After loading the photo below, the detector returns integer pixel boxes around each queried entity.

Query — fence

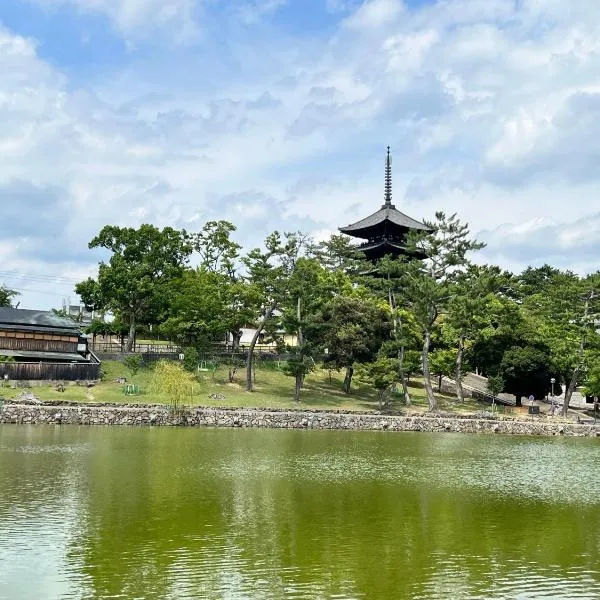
[0,361,101,381]
[92,342,181,354]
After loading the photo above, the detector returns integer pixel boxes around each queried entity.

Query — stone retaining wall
[0,402,598,438]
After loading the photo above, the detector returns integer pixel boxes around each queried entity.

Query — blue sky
[1,0,600,309]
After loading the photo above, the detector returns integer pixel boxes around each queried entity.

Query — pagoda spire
[384,146,392,206]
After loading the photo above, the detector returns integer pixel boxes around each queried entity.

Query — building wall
[0,330,79,354]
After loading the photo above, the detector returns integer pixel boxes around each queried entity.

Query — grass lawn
[0,359,486,414]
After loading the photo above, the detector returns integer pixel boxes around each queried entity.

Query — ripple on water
[1,427,600,600]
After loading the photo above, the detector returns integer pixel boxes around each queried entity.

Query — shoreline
[1,401,599,438]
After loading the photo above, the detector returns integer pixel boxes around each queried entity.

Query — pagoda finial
[384,146,392,206]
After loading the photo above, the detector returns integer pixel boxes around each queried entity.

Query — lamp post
[550,377,556,415]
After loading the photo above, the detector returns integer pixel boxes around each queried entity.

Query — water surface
[1,426,599,599]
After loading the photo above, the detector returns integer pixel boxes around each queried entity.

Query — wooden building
[0,308,100,381]
[339,147,432,262]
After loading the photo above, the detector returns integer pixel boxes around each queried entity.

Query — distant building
[339,147,432,262]
[63,302,95,326]
[0,308,100,381]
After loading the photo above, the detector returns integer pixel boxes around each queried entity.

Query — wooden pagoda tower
[339,147,431,262]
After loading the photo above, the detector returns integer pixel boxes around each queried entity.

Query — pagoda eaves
[339,146,432,262]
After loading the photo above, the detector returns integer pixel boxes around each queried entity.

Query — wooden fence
[0,361,101,381]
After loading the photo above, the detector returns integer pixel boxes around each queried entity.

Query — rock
[53,412,62,423]
[443,423,451,431]
[301,418,309,427]
[15,391,40,405]
[493,425,500,433]
[381,420,389,429]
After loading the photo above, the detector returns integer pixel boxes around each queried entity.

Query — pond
[0,426,599,599]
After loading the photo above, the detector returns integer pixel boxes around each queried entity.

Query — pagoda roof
[339,203,432,235]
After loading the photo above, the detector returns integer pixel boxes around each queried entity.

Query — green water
[0,426,599,599]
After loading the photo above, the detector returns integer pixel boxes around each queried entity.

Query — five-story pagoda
[339,147,431,262]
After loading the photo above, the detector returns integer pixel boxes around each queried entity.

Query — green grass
[0,360,487,414]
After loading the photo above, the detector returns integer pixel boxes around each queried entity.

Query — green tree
[581,359,600,398]
[429,348,456,394]
[280,256,348,400]
[378,309,422,406]
[0,285,19,307]
[241,231,310,392]
[76,224,192,352]
[446,265,506,401]
[123,354,143,377]
[309,294,391,394]
[498,346,552,405]
[192,220,241,277]
[281,349,316,402]
[402,212,484,411]
[521,270,600,416]
[357,357,399,410]
[487,374,504,412]
[149,360,196,413]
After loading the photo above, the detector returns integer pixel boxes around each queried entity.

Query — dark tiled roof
[0,348,88,362]
[339,204,431,234]
[0,308,81,332]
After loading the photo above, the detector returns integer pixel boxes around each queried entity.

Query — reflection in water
[0,426,599,599]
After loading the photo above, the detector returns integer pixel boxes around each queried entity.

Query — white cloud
[25,0,199,41]
[4,0,600,308]
[236,0,287,25]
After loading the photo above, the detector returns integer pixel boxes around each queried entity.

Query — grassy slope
[0,360,481,414]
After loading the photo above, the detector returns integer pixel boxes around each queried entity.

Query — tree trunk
[297,297,303,346]
[126,313,136,353]
[563,345,585,417]
[378,389,385,411]
[294,372,302,402]
[398,347,411,406]
[422,329,437,411]
[563,296,591,417]
[342,366,354,394]
[515,394,522,407]
[455,333,466,402]
[246,303,276,392]
[231,330,242,353]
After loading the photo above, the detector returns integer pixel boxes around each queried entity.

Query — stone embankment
[0,401,598,437]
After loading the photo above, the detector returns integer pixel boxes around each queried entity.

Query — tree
[149,360,196,413]
[280,256,347,401]
[521,270,600,416]
[309,294,391,394]
[76,225,192,352]
[487,374,504,411]
[581,359,600,398]
[498,346,552,405]
[357,357,399,410]
[241,231,310,392]
[123,354,143,377]
[429,349,456,393]
[281,350,316,402]
[0,285,19,308]
[192,220,241,278]
[401,212,484,411]
[446,265,505,401]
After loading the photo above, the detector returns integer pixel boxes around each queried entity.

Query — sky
[1,0,600,309]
